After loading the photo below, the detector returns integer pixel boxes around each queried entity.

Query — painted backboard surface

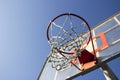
[38,12,120,80]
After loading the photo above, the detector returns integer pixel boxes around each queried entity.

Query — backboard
[38,12,120,80]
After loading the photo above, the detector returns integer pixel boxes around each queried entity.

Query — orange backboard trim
[93,32,109,52]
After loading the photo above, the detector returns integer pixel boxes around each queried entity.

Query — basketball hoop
[47,13,95,71]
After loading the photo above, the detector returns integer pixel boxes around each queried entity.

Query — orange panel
[80,61,96,70]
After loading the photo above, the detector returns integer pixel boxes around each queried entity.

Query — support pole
[100,63,118,80]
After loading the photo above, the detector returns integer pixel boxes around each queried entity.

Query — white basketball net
[47,14,90,71]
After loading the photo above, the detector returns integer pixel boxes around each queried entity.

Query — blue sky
[0,0,120,80]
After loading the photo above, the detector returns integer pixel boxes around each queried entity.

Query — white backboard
[38,12,120,80]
